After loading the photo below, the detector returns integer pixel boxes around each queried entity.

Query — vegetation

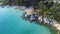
[33,0,60,23]
[34,0,60,34]
[1,0,60,34]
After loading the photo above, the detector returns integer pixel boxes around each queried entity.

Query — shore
[23,7,60,34]
[0,5,60,34]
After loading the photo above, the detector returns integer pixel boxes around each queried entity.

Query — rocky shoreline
[23,7,60,34]
[0,5,60,34]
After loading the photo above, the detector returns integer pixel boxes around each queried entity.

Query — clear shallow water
[0,7,51,34]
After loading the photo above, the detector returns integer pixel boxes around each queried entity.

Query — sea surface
[0,7,51,34]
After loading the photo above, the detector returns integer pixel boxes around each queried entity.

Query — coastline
[23,7,60,34]
[0,5,59,34]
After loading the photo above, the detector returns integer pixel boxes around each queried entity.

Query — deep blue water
[0,7,51,34]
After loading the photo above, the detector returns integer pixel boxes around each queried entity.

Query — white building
[53,0,60,3]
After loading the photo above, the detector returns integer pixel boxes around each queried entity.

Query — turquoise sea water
[0,7,51,34]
